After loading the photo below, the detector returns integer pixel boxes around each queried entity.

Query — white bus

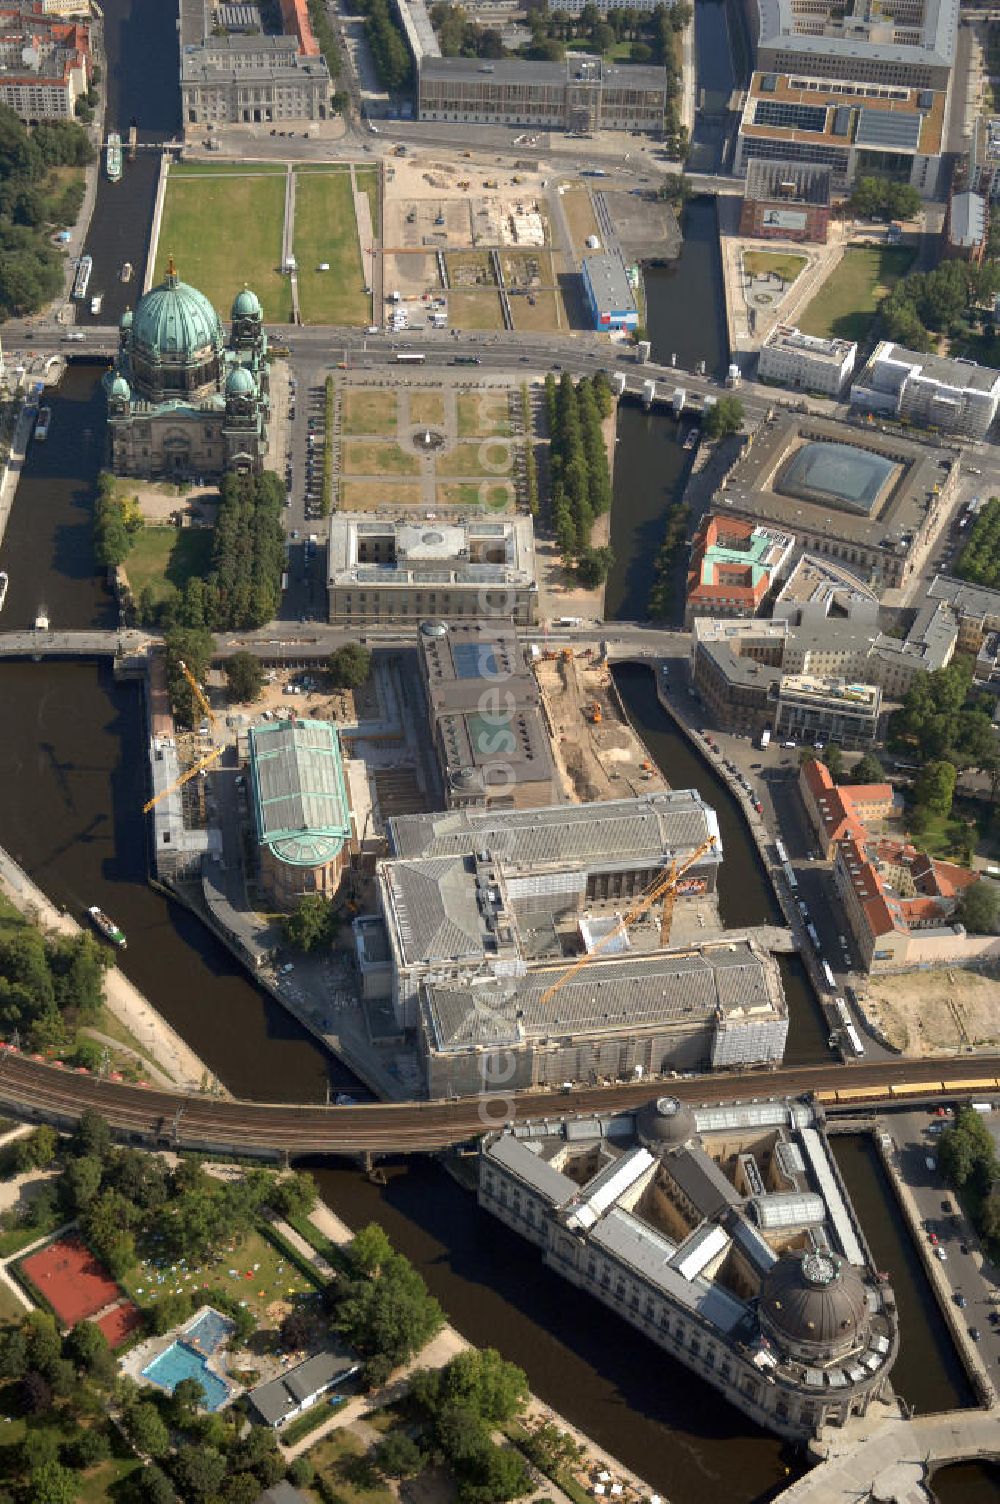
[845,1023,865,1057]
[395,352,425,364]
[782,861,798,893]
[821,960,836,990]
[759,728,771,749]
[775,839,788,866]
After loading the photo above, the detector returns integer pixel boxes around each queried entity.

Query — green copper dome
[109,373,131,400]
[226,364,256,397]
[131,260,223,360]
[231,285,262,320]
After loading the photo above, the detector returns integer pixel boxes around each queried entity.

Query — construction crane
[536,835,718,1010]
[142,659,223,814]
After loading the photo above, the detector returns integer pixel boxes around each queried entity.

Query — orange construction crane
[536,835,717,1010]
[142,659,222,814]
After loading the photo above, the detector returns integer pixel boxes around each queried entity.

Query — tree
[279,1306,313,1351]
[73,1107,113,1161]
[65,1320,109,1373]
[822,743,843,781]
[284,893,334,953]
[62,1427,110,1468]
[221,1475,261,1504]
[28,1461,76,1504]
[575,545,614,589]
[457,1439,532,1504]
[21,1370,52,1415]
[335,1250,444,1365]
[956,880,1000,935]
[437,1348,529,1424]
[135,1466,177,1504]
[938,1107,997,1190]
[914,759,957,819]
[373,1432,425,1479]
[846,753,886,785]
[224,651,264,704]
[124,1401,171,1459]
[61,1152,103,1213]
[170,1444,227,1502]
[349,1221,393,1276]
[328,643,372,689]
[173,1376,207,1418]
[288,1457,316,1489]
[702,396,743,441]
[270,1169,316,1221]
[23,1311,61,1377]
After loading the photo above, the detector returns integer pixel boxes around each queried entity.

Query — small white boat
[34,407,51,442]
[121,262,132,283]
[0,573,7,613]
[34,608,49,631]
[90,293,103,316]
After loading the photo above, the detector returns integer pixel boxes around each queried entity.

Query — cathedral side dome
[758,1250,870,1359]
[131,258,223,362]
[226,364,257,397]
[109,373,131,401]
[231,286,262,320]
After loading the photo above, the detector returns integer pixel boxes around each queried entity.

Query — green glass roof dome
[131,259,222,361]
[110,373,131,400]
[231,285,262,320]
[226,364,256,397]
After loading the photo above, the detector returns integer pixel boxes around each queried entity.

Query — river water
[0,0,990,1496]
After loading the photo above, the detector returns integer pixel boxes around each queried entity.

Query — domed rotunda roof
[758,1250,869,1354]
[109,373,131,401]
[635,1096,696,1148]
[131,257,223,361]
[226,364,257,397]
[232,285,262,320]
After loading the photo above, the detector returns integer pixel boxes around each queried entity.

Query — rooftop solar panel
[854,109,922,150]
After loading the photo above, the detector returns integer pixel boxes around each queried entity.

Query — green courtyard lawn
[125,525,214,611]
[744,251,807,283]
[294,169,370,326]
[798,245,915,343]
[154,172,292,323]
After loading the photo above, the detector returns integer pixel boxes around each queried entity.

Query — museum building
[103,260,270,481]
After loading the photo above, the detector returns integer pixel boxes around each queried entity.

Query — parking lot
[282,375,328,622]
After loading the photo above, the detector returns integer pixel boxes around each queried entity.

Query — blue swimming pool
[185,1308,233,1354]
[142,1342,231,1411]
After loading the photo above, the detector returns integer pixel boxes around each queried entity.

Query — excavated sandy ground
[863,969,1000,1056]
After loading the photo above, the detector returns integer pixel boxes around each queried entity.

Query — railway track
[0,1050,996,1157]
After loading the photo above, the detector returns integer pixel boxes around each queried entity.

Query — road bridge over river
[0,1050,998,1159]
[776,1406,1000,1504]
[0,629,152,658]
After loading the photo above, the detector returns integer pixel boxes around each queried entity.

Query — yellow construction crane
[142,659,223,814]
[536,835,718,1009]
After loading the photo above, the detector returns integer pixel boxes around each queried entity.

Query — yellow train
[815,1078,1000,1107]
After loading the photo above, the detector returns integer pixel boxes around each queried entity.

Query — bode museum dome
[103,258,270,481]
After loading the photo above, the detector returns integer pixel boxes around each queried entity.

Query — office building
[685,516,795,627]
[480,1095,898,1440]
[758,326,857,397]
[248,718,352,910]
[851,342,1000,440]
[417,619,558,810]
[378,790,723,1031]
[835,835,979,971]
[181,33,332,125]
[417,54,668,131]
[745,0,957,89]
[327,515,538,627]
[581,254,638,331]
[928,573,1000,654]
[774,674,881,747]
[0,2,90,120]
[772,553,880,627]
[740,159,832,242]
[734,72,946,196]
[716,414,960,590]
[971,114,1000,200]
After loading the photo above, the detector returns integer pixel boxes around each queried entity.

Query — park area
[744,251,806,283]
[293,168,371,326]
[154,165,292,323]
[798,245,914,342]
[124,525,214,612]
[19,1236,136,1334]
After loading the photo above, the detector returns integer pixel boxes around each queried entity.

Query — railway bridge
[0,1050,998,1160]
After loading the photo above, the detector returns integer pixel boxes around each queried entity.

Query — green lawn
[294,169,370,326]
[342,441,420,476]
[798,246,915,342]
[341,389,398,435]
[154,173,292,322]
[457,392,512,437]
[744,251,807,283]
[409,391,446,427]
[438,481,514,511]
[170,161,288,176]
[0,1284,28,1323]
[125,525,214,609]
[120,1226,319,1329]
[436,439,519,478]
[0,892,25,943]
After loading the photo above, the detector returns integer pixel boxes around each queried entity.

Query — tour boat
[121,262,132,283]
[90,293,103,316]
[0,574,7,613]
[682,428,697,450]
[34,608,49,631]
[106,132,122,183]
[88,906,127,949]
[72,255,92,300]
[34,407,51,442]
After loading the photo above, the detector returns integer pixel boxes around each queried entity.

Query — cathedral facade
[103,260,270,480]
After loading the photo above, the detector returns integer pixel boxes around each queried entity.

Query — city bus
[821,960,836,990]
[395,352,425,364]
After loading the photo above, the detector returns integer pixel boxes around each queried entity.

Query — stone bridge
[778,1406,1000,1504]
[0,630,152,659]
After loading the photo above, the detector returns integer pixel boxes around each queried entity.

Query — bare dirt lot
[535,652,666,804]
[864,969,1000,1056]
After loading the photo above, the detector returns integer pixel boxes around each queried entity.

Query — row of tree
[646,498,689,620]
[956,495,1000,590]
[847,177,921,223]
[937,1107,1000,1255]
[354,0,412,90]
[545,371,615,585]
[0,106,94,319]
[0,921,109,1057]
[93,471,144,569]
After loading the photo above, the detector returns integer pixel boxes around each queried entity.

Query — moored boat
[0,573,7,613]
[87,906,127,948]
[106,132,122,183]
[72,255,92,300]
[34,407,51,441]
[121,262,132,283]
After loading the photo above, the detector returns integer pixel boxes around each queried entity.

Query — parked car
[955,1293,967,1308]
